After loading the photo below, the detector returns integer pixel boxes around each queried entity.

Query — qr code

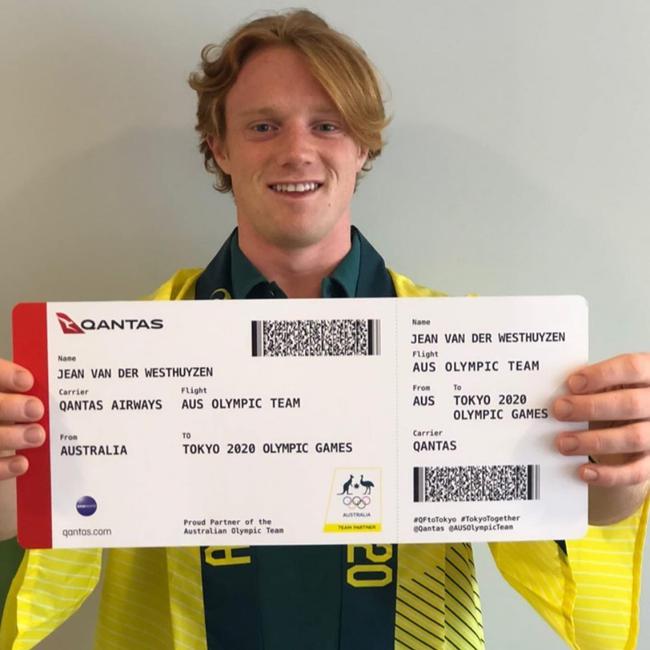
[251,319,381,357]
[413,465,540,502]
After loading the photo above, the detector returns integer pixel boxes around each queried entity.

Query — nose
[276,123,315,169]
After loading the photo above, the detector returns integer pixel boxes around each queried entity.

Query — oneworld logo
[55,312,164,334]
[76,495,97,517]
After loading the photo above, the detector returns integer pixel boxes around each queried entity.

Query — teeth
[271,182,320,193]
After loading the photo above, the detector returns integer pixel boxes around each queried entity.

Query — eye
[251,122,275,133]
[315,122,340,133]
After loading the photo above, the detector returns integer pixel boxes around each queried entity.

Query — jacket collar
[195,227,395,300]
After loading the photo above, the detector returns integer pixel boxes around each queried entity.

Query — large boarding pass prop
[13,296,588,549]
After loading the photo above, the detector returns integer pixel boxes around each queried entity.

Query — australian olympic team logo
[324,468,382,533]
[337,473,375,510]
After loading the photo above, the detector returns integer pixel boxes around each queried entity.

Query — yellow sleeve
[0,549,102,650]
[142,269,202,301]
[388,269,448,298]
[489,497,648,649]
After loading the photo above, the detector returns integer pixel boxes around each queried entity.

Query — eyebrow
[238,105,342,119]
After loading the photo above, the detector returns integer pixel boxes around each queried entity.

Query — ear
[356,145,369,173]
[207,135,231,175]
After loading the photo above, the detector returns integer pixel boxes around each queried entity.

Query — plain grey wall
[1,1,648,647]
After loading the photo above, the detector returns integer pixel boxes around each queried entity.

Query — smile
[269,182,322,193]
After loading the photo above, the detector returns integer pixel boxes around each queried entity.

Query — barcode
[413,464,540,503]
[251,319,381,357]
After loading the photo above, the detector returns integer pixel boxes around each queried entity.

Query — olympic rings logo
[342,496,371,509]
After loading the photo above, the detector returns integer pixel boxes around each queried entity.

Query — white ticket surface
[13,296,588,548]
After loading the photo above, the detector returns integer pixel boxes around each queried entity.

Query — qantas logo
[55,312,164,334]
[56,313,85,334]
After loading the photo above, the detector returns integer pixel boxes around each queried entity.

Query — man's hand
[0,359,45,540]
[0,359,45,479]
[554,352,650,525]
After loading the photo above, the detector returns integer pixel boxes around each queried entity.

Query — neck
[237,221,351,298]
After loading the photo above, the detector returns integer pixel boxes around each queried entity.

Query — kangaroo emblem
[338,474,354,495]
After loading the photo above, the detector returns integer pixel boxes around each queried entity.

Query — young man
[0,10,648,650]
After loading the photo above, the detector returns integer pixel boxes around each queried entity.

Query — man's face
[209,46,368,252]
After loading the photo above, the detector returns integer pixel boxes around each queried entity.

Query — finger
[556,421,650,456]
[577,453,650,487]
[0,424,46,452]
[0,454,28,480]
[0,359,33,393]
[0,393,44,424]
[567,353,650,394]
[553,387,650,422]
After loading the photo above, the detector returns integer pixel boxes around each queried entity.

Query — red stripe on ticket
[12,303,52,548]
